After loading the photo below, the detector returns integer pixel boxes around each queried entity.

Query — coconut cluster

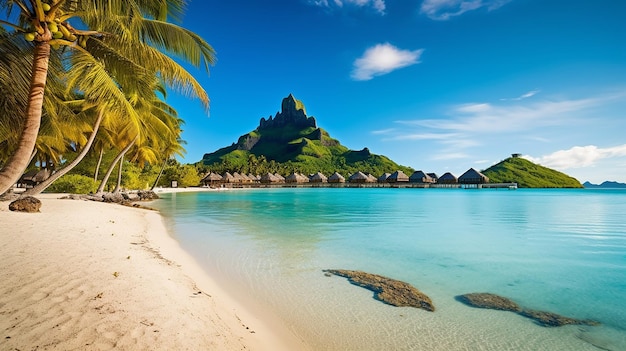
[23,1,85,49]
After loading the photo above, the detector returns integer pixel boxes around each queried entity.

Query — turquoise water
[154,188,626,350]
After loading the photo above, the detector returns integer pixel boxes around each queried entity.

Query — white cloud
[310,0,386,14]
[351,43,424,81]
[371,128,396,135]
[416,95,611,133]
[420,0,511,20]
[524,145,626,170]
[500,89,540,101]
[387,132,458,141]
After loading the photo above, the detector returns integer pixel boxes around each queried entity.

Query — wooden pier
[459,183,518,189]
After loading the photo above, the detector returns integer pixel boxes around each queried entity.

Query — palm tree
[0,0,214,195]
[151,137,186,190]
[96,82,181,194]
[22,107,103,195]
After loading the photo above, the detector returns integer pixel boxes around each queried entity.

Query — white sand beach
[0,192,306,350]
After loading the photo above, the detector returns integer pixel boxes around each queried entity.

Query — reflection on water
[155,188,626,350]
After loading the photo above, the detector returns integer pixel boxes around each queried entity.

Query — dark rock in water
[520,309,600,327]
[457,292,601,328]
[9,196,41,212]
[456,293,522,312]
[324,269,435,312]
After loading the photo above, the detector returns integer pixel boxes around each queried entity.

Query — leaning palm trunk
[113,156,124,193]
[0,42,51,195]
[96,137,137,193]
[23,110,104,196]
[150,157,169,190]
[94,148,104,182]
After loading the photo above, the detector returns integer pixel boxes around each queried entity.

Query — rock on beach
[8,196,42,213]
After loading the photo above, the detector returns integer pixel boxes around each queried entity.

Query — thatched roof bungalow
[232,172,245,183]
[366,173,378,183]
[274,173,285,182]
[437,172,458,184]
[285,172,299,183]
[248,173,260,182]
[201,172,223,185]
[260,172,281,183]
[348,171,369,183]
[286,172,309,183]
[409,171,435,183]
[18,169,50,187]
[387,170,409,183]
[378,173,391,183]
[241,173,255,183]
[458,168,489,184]
[309,172,327,183]
[221,172,236,183]
[328,172,346,183]
[427,173,438,182]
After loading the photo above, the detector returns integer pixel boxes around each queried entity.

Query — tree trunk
[96,137,137,193]
[113,155,124,193]
[0,41,51,195]
[24,110,104,195]
[150,157,169,190]
[94,147,104,182]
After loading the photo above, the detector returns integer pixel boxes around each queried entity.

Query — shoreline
[0,192,306,350]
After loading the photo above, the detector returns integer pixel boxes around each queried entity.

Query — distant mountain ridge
[201,95,585,188]
[201,94,413,176]
[583,181,626,189]
[482,156,583,188]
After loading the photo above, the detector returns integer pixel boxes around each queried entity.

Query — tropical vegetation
[0,0,214,195]
[482,156,583,188]
[200,95,414,177]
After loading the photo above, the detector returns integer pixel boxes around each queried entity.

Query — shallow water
[155,188,626,350]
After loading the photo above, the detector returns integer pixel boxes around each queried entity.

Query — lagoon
[154,188,626,350]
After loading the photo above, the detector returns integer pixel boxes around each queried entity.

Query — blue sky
[168,0,626,183]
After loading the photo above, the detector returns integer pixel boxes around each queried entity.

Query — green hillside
[482,156,583,188]
[201,94,412,176]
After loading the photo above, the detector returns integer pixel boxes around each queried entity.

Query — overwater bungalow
[240,173,253,183]
[260,172,281,183]
[437,172,458,184]
[328,172,346,183]
[378,173,391,183]
[274,173,286,183]
[366,173,378,183]
[309,172,328,183]
[387,170,409,183]
[221,172,236,183]
[286,172,309,183]
[348,171,369,183]
[232,172,245,183]
[427,173,438,182]
[201,172,223,186]
[409,171,435,184]
[458,168,489,184]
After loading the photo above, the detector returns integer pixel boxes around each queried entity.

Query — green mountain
[482,156,583,188]
[201,94,413,176]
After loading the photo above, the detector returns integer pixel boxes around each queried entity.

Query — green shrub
[46,174,97,194]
